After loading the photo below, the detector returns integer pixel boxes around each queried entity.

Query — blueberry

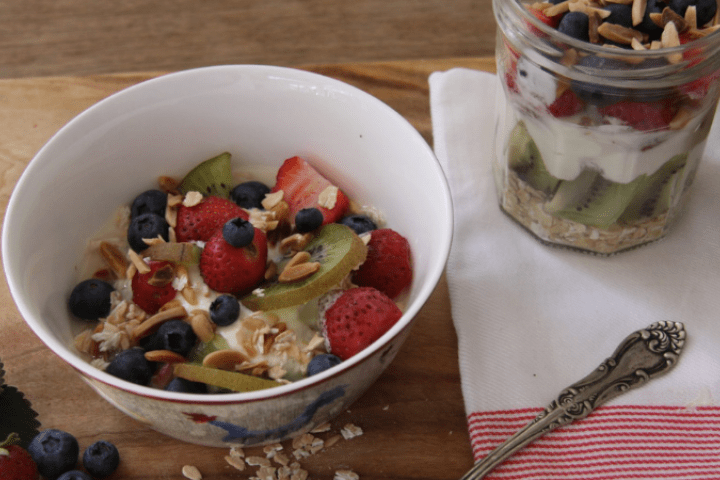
[105,347,154,386]
[68,279,115,321]
[209,294,241,327]
[165,377,208,393]
[82,440,120,478]
[57,471,92,480]
[669,0,717,26]
[602,3,633,27]
[307,354,342,376]
[295,207,324,233]
[130,189,167,218]
[154,319,197,357]
[637,0,665,39]
[557,11,590,42]
[338,214,377,235]
[28,429,79,480]
[230,181,271,209]
[571,55,634,106]
[222,217,255,247]
[127,213,169,252]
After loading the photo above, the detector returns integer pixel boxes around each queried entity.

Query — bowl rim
[2,64,454,403]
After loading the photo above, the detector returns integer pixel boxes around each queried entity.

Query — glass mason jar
[493,0,720,255]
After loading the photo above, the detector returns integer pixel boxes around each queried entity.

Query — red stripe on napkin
[468,406,720,480]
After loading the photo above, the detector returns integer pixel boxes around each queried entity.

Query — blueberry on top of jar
[295,207,324,233]
[669,0,717,27]
[130,189,167,218]
[222,217,255,248]
[68,278,115,321]
[230,181,271,209]
[209,294,241,327]
[557,11,590,42]
[339,214,377,235]
[127,213,169,252]
[603,3,633,28]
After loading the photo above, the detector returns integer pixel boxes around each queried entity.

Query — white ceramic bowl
[2,65,452,447]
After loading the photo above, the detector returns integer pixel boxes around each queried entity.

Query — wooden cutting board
[0,57,495,480]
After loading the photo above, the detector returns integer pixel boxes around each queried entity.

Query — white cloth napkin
[430,68,720,479]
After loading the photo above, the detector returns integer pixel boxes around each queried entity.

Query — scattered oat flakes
[246,455,272,467]
[318,185,339,209]
[182,465,202,480]
[334,470,360,480]
[229,445,245,458]
[340,424,363,440]
[310,422,332,433]
[225,454,246,471]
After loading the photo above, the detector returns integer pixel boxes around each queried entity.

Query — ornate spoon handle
[460,321,686,480]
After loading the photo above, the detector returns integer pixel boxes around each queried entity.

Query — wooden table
[0,57,495,479]
[0,1,496,79]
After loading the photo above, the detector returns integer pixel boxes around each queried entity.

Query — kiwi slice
[544,169,645,229]
[188,334,231,363]
[618,154,687,224]
[173,363,278,392]
[178,152,233,198]
[241,224,367,311]
[508,121,561,195]
[143,242,202,265]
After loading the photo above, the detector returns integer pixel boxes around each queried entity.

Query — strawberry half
[272,156,349,226]
[175,196,249,243]
[199,225,267,294]
[548,88,584,117]
[323,287,403,360]
[0,435,39,480]
[599,99,676,132]
[131,260,177,314]
[352,228,412,299]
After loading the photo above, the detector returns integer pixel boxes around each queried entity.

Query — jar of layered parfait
[493,0,720,254]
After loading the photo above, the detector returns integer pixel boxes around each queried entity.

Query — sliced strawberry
[0,443,39,480]
[548,88,584,117]
[272,156,349,226]
[599,99,676,132]
[323,287,403,360]
[352,229,412,299]
[199,224,267,294]
[131,261,177,314]
[175,196,249,243]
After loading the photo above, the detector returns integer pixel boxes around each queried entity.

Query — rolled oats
[225,455,246,471]
[262,190,284,210]
[182,465,202,480]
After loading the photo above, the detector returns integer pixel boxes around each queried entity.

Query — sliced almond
[569,2,612,19]
[203,349,249,370]
[167,193,184,207]
[159,299,184,312]
[545,0,571,17]
[631,37,647,49]
[158,176,179,193]
[262,190,284,210]
[662,6,688,32]
[181,286,198,306]
[597,22,644,44]
[265,260,278,280]
[278,262,320,283]
[145,349,186,363]
[661,21,683,62]
[649,11,664,27]
[99,241,128,278]
[685,5,697,29]
[631,0,647,26]
[132,306,187,340]
[279,232,313,255]
[128,249,151,274]
[270,200,290,223]
[589,11,602,43]
[148,263,175,287]
[669,105,694,130]
[191,313,216,343]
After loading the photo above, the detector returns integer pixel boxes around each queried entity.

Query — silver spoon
[460,321,686,480]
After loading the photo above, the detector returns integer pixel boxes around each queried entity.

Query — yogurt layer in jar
[493,0,720,254]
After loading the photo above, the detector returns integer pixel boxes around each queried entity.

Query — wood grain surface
[0,1,496,79]
[0,57,496,479]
